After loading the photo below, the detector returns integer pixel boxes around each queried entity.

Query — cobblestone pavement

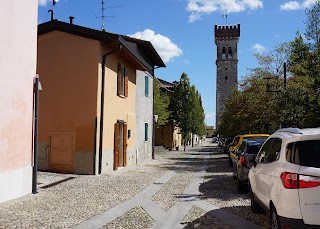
[0,139,268,229]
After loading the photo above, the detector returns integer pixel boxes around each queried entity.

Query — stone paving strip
[100,206,154,229]
[151,171,194,211]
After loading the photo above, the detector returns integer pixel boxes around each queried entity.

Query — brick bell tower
[214,24,240,128]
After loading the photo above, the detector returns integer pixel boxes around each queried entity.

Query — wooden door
[123,123,127,166]
[49,132,75,173]
[114,123,120,170]
[114,122,127,170]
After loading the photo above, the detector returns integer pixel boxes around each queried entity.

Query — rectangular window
[144,123,148,141]
[145,75,149,96]
[117,63,128,97]
[287,140,320,168]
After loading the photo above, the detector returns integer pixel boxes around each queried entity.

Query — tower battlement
[214,24,240,41]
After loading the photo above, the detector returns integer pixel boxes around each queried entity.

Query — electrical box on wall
[128,129,131,138]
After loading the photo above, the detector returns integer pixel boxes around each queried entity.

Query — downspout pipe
[32,75,40,194]
[98,46,122,174]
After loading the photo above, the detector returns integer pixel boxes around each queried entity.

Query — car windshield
[293,140,320,168]
[243,137,268,142]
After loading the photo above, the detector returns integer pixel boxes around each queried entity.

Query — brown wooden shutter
[124,67,129,97]
[117,63,121,96]
[123,123,127,166]
[114,123,120,170]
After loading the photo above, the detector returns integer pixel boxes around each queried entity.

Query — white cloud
[251,43,266,53]
[189,13,202,23]
[186,0,263,22]
[39,0,59,6]
[128,29,183,64]
[280,0,317,10]
[38,0,49,6]
[280,1,301,10]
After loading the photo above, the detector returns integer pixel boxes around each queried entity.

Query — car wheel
[228,157,233,167]
[250,186,264,213]
[270,207,281,229]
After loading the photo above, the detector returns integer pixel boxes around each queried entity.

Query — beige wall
[101,54,136,148]
[98,49,137,173]
[0,0,38,203]
[37,31,100,173]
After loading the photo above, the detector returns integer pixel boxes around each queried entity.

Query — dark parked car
[232,138,266,193]
[223,138,233,155]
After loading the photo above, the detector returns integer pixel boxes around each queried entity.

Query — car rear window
[247,144,262,155]
[286,140,320,168]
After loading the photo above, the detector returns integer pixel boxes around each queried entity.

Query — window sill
[118,95,125,98]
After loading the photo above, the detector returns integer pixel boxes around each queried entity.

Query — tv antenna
[48,0,59,21]
[95,0,124,31]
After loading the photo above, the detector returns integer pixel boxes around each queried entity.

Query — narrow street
[0,139,268,229]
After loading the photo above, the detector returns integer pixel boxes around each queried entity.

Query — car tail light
[281,172,298,189]
[299,175,320,188]
[239,156,247,167]
[281,172,320,189]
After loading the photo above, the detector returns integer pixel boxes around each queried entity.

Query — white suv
[247,128,320,229]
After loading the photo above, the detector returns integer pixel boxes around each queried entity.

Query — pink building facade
[0,0,38,203]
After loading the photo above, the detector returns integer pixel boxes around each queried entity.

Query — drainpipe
[98,46,122,174]
[32,75,40,194]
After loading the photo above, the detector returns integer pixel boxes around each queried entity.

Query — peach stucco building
[37,20,164,174]
[0,1,38,203]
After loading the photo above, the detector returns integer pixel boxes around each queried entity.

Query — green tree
[171,73,192,151]
[153,79,171,126]
[305,1,320,48]
[287,32,310,77]
[189,86,206,146]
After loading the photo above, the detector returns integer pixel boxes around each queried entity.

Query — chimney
[69,16,74,24]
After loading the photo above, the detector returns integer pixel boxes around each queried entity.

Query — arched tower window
[222,47,226,60]
[228,47,232,59]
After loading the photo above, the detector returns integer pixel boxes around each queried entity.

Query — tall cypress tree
[171,73,192,150]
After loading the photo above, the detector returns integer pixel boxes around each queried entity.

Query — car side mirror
[245,154,256,167]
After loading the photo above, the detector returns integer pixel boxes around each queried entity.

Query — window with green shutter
[145,75,149,96]
[144,123,148,141]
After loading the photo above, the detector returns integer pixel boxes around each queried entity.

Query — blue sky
[38,0,315,127]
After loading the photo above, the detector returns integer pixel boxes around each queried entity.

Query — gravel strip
[100,206,154,229]
[151,171,194,211]
[0,164,167,228]
[181,205,234,229]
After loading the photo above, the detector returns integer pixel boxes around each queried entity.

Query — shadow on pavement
[181,208,235,229]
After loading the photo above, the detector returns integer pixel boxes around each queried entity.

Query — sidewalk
[0,140,265,229]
